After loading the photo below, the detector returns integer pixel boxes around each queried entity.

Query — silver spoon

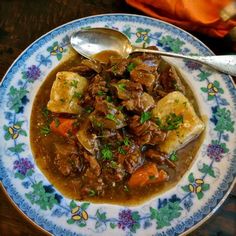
[70,27,236,76]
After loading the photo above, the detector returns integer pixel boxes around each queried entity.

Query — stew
[30,47,205,205]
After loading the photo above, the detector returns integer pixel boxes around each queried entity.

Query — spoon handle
[132,47,236,76]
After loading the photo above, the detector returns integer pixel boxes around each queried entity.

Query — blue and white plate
[0,14,235,236]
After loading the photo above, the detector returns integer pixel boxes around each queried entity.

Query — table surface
[0,0,235,235]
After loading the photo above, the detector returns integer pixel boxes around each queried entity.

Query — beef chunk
[129,115,167,145]
[54,143,81,176]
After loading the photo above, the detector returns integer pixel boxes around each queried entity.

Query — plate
[0,14,235,236]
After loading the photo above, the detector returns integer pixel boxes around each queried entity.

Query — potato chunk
[152,91,205,153]
[47,72,88,114]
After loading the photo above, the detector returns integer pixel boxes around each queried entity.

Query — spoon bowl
[71,27,236,76]
[71,28,132,59]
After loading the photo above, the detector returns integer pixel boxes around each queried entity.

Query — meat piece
[145,149,176,168]
[82,74,108,106]
[159,65,186,94]
[122,92,155,113]
[129,115,167,145]
[54,143,81,176]
[94,97,109,114]
[117,145,143,174]
[83,152,101,176]
[102,163,126,183]
[89,101,127,129]
[111,79,143,100]
[69,65,94,76]
[81,59,102,73]
[107,59,130,76]
[130,63,158,89]
[69,59,102,75]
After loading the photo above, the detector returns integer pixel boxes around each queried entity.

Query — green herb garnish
[106,96,113,102]
[118,83,126,91]
[101,145,113,160]
[85,106,93,113]
[140,111,152,124]
[164,113,183,130]
[40,125,50,135]
[54,117,60,127]
[106,113,116,121]
[118,146,127,155]
[59,98,65,103]
[117,106,124,111]
[88,189,96,197]
[73,91,82,99]
[97,90,106,96]
[123,137,130,146]
[149,175,156,180]
[110,161,118,169]
[42,107,51,118]
[127,63,136,72]
[169,151,178,162]
[124,185,129,192]
[70,80,78,88]
[156,113,183,131]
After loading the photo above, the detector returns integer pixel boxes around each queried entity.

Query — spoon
[70,27,236,76]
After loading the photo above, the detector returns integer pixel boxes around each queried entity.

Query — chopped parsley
[118,83,126,91]
[73,91,82,99]
[97,90,106,96]
[42,107,51,118]
[106,113,116,121]
[118,146,127,155]
[124,185,129,192]
[92,119,103,128]
[101,145,113,160]
[140,111,152,124]
[85,106,93,113]
[169,152,178,162]
[123,137,130,146]
[149,175,156,180]
[88,189,96,197]
[54,117,60,127]
[70,80,78,88]
[156,113,183,131]
[59,98,65,103]
[110,161,118,169]
[117,106,124,111]
[127,63,136,72]
[40,125,50,135]
[106,96,113,102]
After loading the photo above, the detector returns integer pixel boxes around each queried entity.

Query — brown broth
[30,53,204,206]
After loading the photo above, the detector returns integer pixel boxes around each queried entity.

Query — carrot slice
[128,163,168,188]
[50,118,76,137]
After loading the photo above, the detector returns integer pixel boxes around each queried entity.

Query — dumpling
[47,71,88,114]
[152,91,205,153]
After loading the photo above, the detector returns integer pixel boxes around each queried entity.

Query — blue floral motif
[37,54,52,67]
[118,209,140,232]
[184,60,202,70]
[26,65,41,81]
[13,158,33,175]
[183,197,193,211]
[118,209,135,230]
[207,144,224,162]
[158,194,181,209]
